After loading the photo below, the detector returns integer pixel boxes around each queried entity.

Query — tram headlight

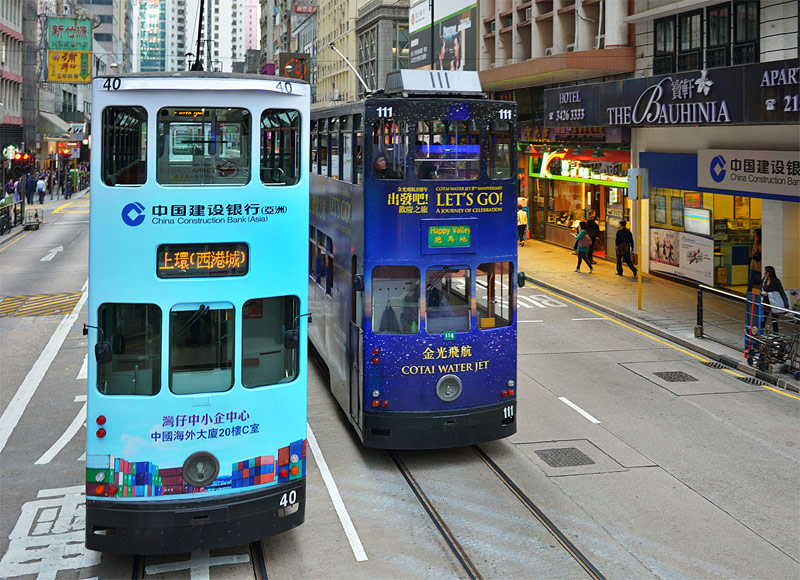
[436,374,462,402]
[182,451,220,488]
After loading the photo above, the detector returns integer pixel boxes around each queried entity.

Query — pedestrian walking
[517,204,528,246]
[573,221,594,273]
[64,177,74,199]
[760,265,790,334]
[36,175,47,204]
[25,173,36,204]
[615,220,638,276]
[746,228,762,295]
[586,212,600,264]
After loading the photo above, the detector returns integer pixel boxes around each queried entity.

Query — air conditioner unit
[545,47,554,56]
[566,43,575,52]
[525,7,532,21]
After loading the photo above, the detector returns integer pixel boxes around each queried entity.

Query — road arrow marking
[40,246,64,262]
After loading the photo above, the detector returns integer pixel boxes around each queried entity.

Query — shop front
[543,58,800,292]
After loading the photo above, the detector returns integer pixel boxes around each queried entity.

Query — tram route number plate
[157,242,249,278]
[443,331,455,341]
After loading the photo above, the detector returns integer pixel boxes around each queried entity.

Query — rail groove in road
[0,292,83,317]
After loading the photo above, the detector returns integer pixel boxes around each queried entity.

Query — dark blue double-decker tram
[309,70,523,449]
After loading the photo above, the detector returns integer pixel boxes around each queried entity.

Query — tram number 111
[376,106,393,118]
[503,405,514,420]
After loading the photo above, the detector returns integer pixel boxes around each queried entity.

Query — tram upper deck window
[157,107,250,186]
[372,265,420,334]
[426,267,471,334]
[96,303,161,395]
[371,120,406,179]
[489,121,513,179]
[415,120,480,180]
[169,303,234,394]
[261,109,301,185]
[101,107,147,186]
[476,262,513,329]
[242,296,299,388]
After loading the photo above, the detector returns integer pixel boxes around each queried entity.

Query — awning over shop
[38,111,72,136]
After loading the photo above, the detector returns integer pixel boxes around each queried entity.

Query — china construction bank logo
[121,202,146,226]
[709,155,726,183]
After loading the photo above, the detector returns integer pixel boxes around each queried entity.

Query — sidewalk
[0,187,90,246]
[517,238,800,393]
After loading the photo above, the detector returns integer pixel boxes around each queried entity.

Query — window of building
[426,266,471,334]
[242,296,299,387]
[372,120,406,179]
[157,107,250,186]
[393,22,409,70]
[372,265,420,334]
[414,119,480,180]
[101,106,147,186]
[707,3,730,68]
[170,303,234,394]
[96,303,162,395]
[476,262,513,329]
[260,109,301,185]
[733,1,759,65]
[654,17,676,74]
[677,11,703,71]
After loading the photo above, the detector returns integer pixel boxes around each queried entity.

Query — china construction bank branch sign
[698,149,800,199]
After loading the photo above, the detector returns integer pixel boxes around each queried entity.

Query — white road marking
[74,394,86,402]
[39,245,64,262]
[558,397,601,424]
[144,551,250,579]
[77,354,87,380]
[77,452,86,462]
[0,281,88,455]
[518,320,544,323]
[572,317,606,321]
[35,402,86,465]
[307,423,368,562]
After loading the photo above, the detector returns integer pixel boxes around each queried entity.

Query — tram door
[349,254,363,424]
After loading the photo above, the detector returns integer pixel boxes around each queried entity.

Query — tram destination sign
[428,224,471,248]
[544,58,798,128]
[157,243,249,278]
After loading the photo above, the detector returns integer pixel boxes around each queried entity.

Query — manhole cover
[653,371,699,382]
[534,447,595,468]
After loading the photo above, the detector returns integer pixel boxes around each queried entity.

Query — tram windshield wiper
[173,304,209,337]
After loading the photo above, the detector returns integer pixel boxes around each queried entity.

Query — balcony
[653,54,674,75]
[706,46,729,69]
[733,41,758,65]
[677,49,701,72]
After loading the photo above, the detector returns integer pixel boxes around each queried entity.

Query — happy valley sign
[544,59,798,128]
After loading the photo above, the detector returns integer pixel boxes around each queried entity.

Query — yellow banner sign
[48,51,91,83]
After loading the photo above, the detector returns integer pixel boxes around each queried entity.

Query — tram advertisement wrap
[85,405,307,499]
[386,185,504,214]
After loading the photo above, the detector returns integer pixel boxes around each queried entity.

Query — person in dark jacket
[760,265,789,333]
[25,174,36,204]
[585,213,601,264]
[373,153,399,179]
[615,220,637,276]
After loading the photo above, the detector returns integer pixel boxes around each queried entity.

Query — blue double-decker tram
[85,73,309,554]
[310,70,522,449]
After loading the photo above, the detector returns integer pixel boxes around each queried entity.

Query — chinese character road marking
[0,486,101,580]
[144,551,250,579]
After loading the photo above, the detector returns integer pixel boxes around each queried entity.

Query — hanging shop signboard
[543,59,798,128]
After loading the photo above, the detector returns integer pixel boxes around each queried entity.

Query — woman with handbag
[573,221,594,273]
[746,228,762,295]
[760,265,789,333]
[615,220,637,277]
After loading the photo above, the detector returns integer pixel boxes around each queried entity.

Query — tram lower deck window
[372,266,420,334]
[169,303,234,394]
[242,296,300,388]
[426,267,471,334]
[476,262,513,329]
[96,303,162,395]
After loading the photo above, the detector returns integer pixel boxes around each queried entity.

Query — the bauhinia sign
[543,59,799,128]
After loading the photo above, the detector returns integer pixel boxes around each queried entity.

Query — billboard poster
[650,228,713,285]
[410,1,477,71]
[46,17,92,83]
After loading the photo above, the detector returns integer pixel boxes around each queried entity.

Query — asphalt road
[0,198,797,579]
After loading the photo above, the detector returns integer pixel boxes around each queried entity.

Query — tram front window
[426,267,471,334]
[372,266,420,334]
[157,107,250,186]
[261,109,301,185]
[242,296,300,387]
[476,262,513,329]
[101,107,147,186]
[97,303,162,395]
[415,120,480,180]
[169,304,234,394]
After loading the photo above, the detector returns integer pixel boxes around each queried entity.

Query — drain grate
[703,361,726,369]
[653,371,699,382]
[737,376,761,385]
[535,447,595,468]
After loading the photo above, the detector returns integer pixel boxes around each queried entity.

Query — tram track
[390,446,606,580]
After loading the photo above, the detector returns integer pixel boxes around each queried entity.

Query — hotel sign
[544,59,798,128]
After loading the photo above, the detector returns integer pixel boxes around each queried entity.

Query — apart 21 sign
[544,59,798,128]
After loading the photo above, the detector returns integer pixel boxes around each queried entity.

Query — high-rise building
[0,0,25,155]
[134,0,188,72]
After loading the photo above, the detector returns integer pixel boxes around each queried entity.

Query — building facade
[356,0,408,97]
[1,0,25,161]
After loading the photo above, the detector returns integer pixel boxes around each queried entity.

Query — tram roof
[384,70,486,99]
[94,71,308,84]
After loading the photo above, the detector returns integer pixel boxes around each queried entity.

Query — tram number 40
[279,490,297,507]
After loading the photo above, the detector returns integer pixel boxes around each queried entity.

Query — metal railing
[0,201,24,235]
[695,285,749,350]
